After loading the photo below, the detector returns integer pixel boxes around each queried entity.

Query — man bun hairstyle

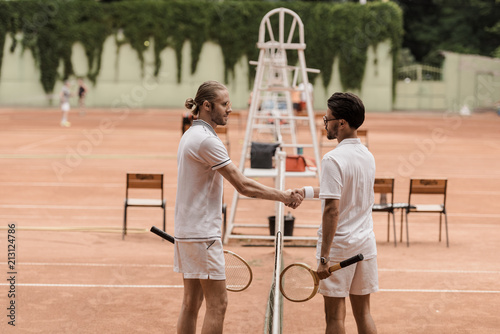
[185,80,227,116]
[327,92,365,129]
[185,98,196,110]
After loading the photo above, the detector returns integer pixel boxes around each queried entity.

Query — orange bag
[286,155,306,172]
[286,155,317,172]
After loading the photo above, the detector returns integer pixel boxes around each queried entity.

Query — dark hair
[327,92,365,129]
[185,80,227,116]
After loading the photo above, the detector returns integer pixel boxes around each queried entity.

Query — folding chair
[405,178,449,247]
[372,178,397,247]
[229,110,243,129]
[357,129,369,148]
[123,173,166,239]
[182,114,195,134]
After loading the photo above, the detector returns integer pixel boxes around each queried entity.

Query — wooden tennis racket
[279,253,364,302]
[150,226,252,292]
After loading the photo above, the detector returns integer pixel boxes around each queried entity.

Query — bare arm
[317,198,339,279]
[217,162,302,207]
[293,187,339,278]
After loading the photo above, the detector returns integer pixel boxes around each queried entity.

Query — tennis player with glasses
[295,92,378,333]
[175,81,303,334]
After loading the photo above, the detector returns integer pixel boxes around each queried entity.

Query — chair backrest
[408,178,447,206]
[374,178,394,204]
[126,173,164,199]
[215,126,228,135]
[357,129,368,148]
[257,7,305,50]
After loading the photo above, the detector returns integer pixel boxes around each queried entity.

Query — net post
[272,230,283,333]
[275,151,287,235]
[264,151,286,333]
[272,151,287,333]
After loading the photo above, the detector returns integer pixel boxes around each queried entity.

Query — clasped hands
[284,187,306,209]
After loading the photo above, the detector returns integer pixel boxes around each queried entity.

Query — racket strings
[224,252,251,291]
[281,265,315,301]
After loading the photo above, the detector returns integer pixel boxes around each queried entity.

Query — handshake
[283,187,306,209]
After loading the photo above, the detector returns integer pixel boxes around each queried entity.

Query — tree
[396,0,500,65]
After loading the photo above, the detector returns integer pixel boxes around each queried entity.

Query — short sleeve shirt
[317,138,377,260]
[174,120,231,241]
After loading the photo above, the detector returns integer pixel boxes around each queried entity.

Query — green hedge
[0,0,403,94]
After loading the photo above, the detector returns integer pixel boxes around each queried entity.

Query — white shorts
[174,239,225,280]
[318,256,378,298]
[61,102,70,112]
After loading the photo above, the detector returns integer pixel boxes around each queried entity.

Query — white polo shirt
[317,138,377,260]
[174,120,231,241]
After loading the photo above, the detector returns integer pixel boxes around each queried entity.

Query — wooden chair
[123,173,166,239]
[404,178,449,247]
[372,178,397,247]
[229,110,243,129]
[182,114,195,134]
[357,129,369,148]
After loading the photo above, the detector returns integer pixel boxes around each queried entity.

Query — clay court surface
[0,107,499,333]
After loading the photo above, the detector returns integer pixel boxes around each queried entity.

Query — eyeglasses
[323,115,338,127]
[222,101,232,109]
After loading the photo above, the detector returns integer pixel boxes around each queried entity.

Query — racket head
[223,250,253,292]
[279,263,319,302]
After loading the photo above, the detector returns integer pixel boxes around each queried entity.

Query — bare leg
[199,279,227,334]
[177,279,204,334]
[349,294,377,334]
[323,296,346,334]
[61,110,69,126]
[79,97,86,115]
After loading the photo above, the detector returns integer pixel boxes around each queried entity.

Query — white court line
[0,182,121,187]
[0,262,172,268]
[447,213,500,218]
[0,182,177,188]
[4,263,497,274]
[17,135,67,151]
[379,289,500,294]
[0,204,118,210]
[0,283,182,288]
[0,284,498,293]
[0,215,119,220]
[1,203,498,219]
[379,268,500,274]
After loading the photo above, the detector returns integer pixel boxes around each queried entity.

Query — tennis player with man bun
[174,80,303,334]
[295,92,378,334]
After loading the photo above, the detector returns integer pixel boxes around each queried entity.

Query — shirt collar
[337,138,361,147]
[192,119,216,136]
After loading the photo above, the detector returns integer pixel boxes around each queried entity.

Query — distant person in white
[60,80,72,127]
[174,80,303,334]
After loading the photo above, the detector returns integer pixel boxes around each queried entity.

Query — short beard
[212,113,227,126]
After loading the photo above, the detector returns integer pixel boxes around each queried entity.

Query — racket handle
[150,226,175,244]
[340,253,364,268]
